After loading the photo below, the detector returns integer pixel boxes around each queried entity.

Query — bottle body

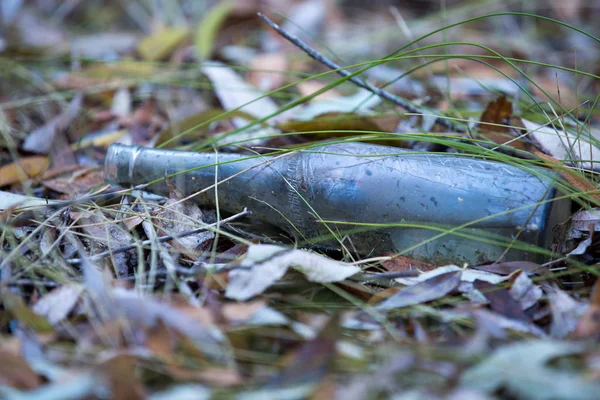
[104,142,569,265]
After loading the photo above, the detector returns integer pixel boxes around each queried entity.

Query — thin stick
[67,208,251,264]
[258,12,462,132]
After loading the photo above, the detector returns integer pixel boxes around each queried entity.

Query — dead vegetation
[1,1,600,399]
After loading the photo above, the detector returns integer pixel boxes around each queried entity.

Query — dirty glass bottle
[104,142,570,265]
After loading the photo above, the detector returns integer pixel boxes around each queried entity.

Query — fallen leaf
[2,292,53,333]
[278,112,402,139]
[267,314,338,388]
[111,88,131,118]
[70,32,139,59]
[32,284,84,325]
[155,108,256,147]
[281,88,381,122]
[567,229,594,256]
[55,61,156,90]
[474,280,529,322]
[468,308,546,337]
[570,208,600,232]
[523,118,600,171]
[225,244,361,301]
[471,261,546,276]
[110,288,227,361]
[22,93,84,154]
[195,0,234,60]
[296,80,340,101]
[394,265,506,286]
[137,27,189,61]
[375,271,462,310]
[99,355,146,400]
[247,52,288,91]
[545,283,586,338]
[380,254,436,273]
[0,349,43,390]
[533,149,600,205]
[0,190,59,210]
[73,209,135,278]
[201,62,279,121]
[223,301,288,326]
[128,97,165,144]
[201,62,279,146]
[478,96,530,150]
[573,279,600,339]
[508,271,543,310]
[0,156,49,187]
[42,167,104,196]
[150,384,212,400]
[460,340,600,400]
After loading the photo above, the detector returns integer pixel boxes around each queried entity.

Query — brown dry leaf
[127,97,165,144]
[381,253,436,273]
[22,93,84,154]
[367,286,402,305]
[268,314,339,388]
[573,279,600,338]
[222,300,266,323]
[160,360,242,386]
[203,271,230,291]
[146,318,175,359]
[48,121,77,169]
[247,52,288,91]
[145,318,239,385]
[296,81,341,102]
[42,167,104,197]
[0,156,49,187]
[474,280,529,322]
[210,241,251,264]
[533,150,600,205]
[478,96,531,151]
[99,355,146,400]
[0,348,43,390]
[110,288,226,361]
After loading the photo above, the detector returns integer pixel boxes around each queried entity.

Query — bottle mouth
[103,144,142,185]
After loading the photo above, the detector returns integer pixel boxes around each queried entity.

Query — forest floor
[1,1,600,399]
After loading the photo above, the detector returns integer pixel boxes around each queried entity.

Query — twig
[352,270,419,281]
[258,12,462,132]
[67,208,251,264]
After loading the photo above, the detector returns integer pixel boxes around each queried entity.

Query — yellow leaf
[0,156,49,187]
[137,27,189,61]
[80,60,156,80]
[2,292,54,333]
[71,129,127,150]
[195,0,234,60]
